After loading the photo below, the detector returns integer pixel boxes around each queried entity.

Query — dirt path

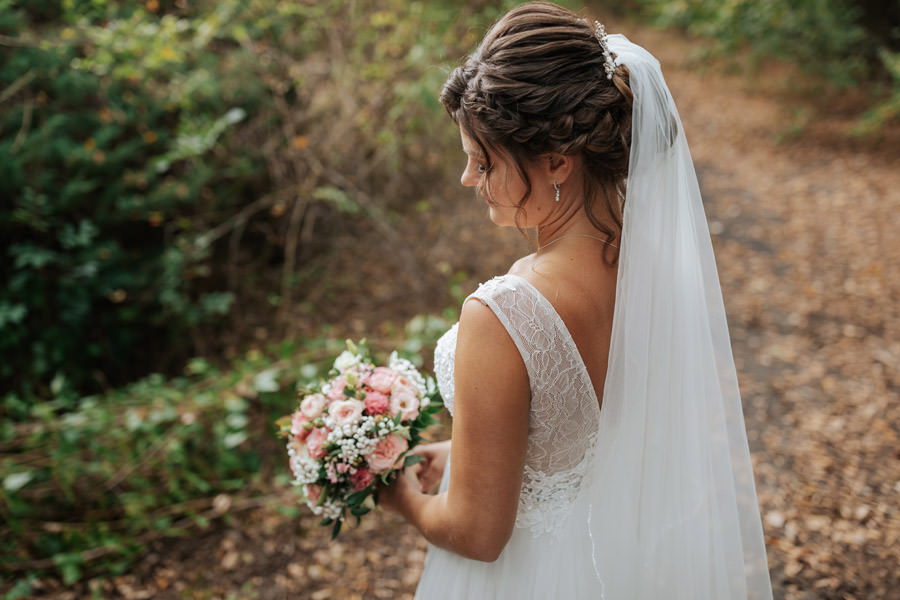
[25,22,900,600]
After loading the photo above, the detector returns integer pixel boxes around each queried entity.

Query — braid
[439,2,633,264]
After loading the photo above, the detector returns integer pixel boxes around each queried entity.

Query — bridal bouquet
[276,340,442,537]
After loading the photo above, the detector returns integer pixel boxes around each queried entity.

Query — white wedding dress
[417,273,605,599]
[414,34,772,600]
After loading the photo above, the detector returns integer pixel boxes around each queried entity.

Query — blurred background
[1,0,898,598]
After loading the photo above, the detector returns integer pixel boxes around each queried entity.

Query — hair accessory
[593,21,616,80]
[553,180,560,202]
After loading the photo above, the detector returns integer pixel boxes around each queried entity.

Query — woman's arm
[380,298,530,562]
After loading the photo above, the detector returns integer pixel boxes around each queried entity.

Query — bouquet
[276,340,443,537]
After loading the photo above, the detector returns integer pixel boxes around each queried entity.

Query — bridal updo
[440,1,632,261]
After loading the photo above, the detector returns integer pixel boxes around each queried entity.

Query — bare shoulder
[457,296,517,359]
[456,292,528,393]
[507,253,537,279]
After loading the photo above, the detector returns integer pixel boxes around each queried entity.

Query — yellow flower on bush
[160,46,177,61]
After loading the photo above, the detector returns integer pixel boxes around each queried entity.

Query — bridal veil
[585,35,773,599]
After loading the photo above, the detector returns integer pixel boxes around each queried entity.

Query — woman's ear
[545,153,575,185]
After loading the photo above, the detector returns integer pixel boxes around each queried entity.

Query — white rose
[390,378,421,421]
[330,399,364,428]
[300,393,328,419]
[333,350,360,372]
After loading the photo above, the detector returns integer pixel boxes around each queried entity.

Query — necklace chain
[538,233,619,251]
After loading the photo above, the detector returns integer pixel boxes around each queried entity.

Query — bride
[380,2,773,598]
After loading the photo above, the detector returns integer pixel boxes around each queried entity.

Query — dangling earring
[553,180,560,202]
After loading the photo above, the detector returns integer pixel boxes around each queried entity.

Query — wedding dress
[415,34,772,600]
[417,273,607,599]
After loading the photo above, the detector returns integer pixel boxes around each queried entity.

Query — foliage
[0,0,255,400]
[630,0,900,128]
[0,315,450,585]
[0,0,526,404]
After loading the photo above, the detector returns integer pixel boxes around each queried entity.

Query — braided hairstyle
[440,1,632,264]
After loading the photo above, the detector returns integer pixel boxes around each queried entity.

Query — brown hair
[440,1,632,264]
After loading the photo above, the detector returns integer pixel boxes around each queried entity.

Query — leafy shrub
[0,1,256,401]
[0,313,450,585]
[0,347,306,585]
[1,0,530,405]
[630,0,900,128]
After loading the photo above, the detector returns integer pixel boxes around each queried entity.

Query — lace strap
[467,274,592,399]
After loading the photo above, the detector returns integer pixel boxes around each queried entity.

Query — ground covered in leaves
[20,20,900,600]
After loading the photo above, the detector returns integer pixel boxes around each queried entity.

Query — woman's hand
[379,440,450,516]
[378,463,423,516]
[410,440,451,493]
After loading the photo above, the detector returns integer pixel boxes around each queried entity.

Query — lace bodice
[433,274,601,536]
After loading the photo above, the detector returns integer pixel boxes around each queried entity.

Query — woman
[380,3,773,598]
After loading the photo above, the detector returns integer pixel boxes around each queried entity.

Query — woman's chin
[487,206,516,227]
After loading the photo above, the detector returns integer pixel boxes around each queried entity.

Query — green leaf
[3,471,34,492]
[59,219,99,249]
[403,454,424,467]
[345,489,370,506]
[276,504,300,518]
[0,303,27,328]
[52,552,83,585]
[223,432,247,448]
[253,368,280,393]
[313,186,360,213]
[3,576,35,600]
[9,244,56,270]
[330,517,343,540]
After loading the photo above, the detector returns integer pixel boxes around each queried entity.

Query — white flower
[330,399,364,428]
[390,377,421,421]
[300,393,327,419]
[333,350,361,372]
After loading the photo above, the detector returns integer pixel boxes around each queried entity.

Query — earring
[553,180,560,202]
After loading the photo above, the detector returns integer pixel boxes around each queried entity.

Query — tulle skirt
[414,476,603,600]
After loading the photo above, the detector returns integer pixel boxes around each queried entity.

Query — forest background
[1,0,899,598]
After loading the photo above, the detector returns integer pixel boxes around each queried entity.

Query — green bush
[1,0,529,404]
[631,0,900,128]
[0,315,450,586]
[0,341,317,585]
[0,1,257,401]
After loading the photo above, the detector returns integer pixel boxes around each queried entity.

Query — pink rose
[306,427,330,459]
[366,433,409,474]
[364,390,390,415]
[390,377,421,421]
[305,483,322,505]
[330,399,364,427]
[350,467,375,491]
[291,411,311,441]
[365,367,397,393]
[327,376,351,401]
[300,393,327,419]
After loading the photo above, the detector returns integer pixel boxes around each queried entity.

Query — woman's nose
[460,164,479,187]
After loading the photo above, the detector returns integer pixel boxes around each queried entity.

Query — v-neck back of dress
[433,273,601,536]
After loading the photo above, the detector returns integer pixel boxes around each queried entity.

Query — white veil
[586,35,773,599]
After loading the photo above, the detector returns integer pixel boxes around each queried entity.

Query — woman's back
[511,240,618,407]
